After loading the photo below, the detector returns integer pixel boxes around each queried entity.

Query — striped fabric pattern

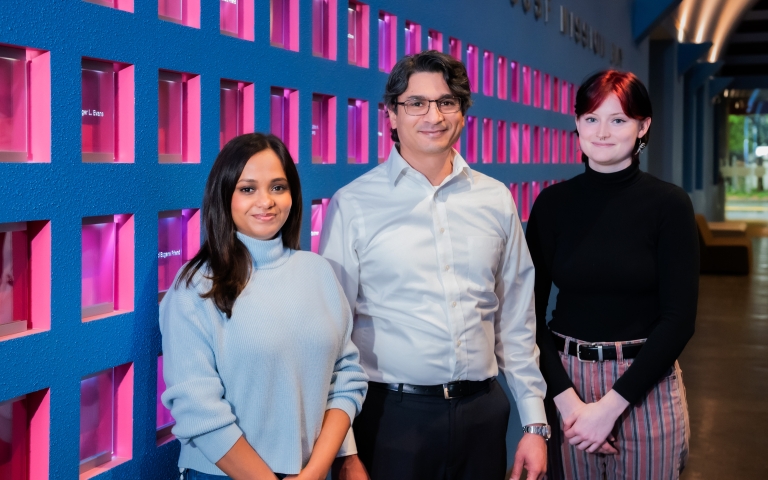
[546,334,690,480]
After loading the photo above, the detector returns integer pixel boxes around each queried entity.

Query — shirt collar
[386,145,473,187]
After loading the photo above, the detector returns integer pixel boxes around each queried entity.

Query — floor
[679,235,768,478]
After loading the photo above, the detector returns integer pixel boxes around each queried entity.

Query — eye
[272,184,289,192]
[439,98,458,107]
[239,187,254,193]
[585,117,597,123]
[407,100,424,107]
[612,118,626,124]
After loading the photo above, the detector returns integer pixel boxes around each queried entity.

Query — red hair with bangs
[574,70,652,163]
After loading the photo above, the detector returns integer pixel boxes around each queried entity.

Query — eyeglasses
[394,96,462,116]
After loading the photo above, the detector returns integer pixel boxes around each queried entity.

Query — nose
[254,189,275,208]
[597,122,610,140]
[424,100,444,124]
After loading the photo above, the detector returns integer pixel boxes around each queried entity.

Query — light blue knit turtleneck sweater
[159,232,368,475]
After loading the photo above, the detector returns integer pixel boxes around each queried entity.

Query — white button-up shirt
[320,147,546,443]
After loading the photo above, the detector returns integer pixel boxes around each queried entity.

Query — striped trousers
[545,334,690,480]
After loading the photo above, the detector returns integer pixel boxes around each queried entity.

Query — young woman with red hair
[526,70,698,479]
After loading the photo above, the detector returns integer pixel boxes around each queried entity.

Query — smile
[252,214,277,221]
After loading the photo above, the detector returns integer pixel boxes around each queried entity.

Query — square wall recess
[348,1,369,68]
[377,11,396,73]
[159,0,200,27]
[158,209,200,302]
[0,389,50,480]
[427,29,442,52]
[79,363,133,479]
[313,0,337,59]
[377,103,393,163]
[0,221,50,341]
[312,94,336,164]
[159,70,200,164]
[0,44,50,163]
[221,0,254,40]
[270,87,299,162]
[271,0,299,51]
[81,215,133,321]
[404,21,420,56]
[220,80,254,149]
[82,59,134,163]
[310,199,330,254]
[156,355,174,445]
[347,99,368,164]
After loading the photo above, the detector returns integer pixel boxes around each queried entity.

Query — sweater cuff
[326,397,359,425]
[191,422,244,464]
[516,397,547,427]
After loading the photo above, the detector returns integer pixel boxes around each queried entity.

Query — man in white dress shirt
[321,51,549,480]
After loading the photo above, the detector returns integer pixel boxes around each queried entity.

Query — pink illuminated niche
[0,390,50,480]
[510,122,519,164]
[510,61,519,103]
[482,118,492,163]
[533,70,541,108]
[496,120,506,163]
[0,45,49,163]
[573,131,581,163]
[553,77,560,112]
[348,1,369,67]
[0,221,50,340]
[427,29,442,52]
[84,0,132,12]
[159,71,201,164]
[449,37,461,61]
[0,224,27,338]
[542,127,550,163]
[551,128,559,164]
[79,364,133,477]
[466,45,479,93]
[156,356,174,444]
[271,0,299,51]
[510,184,519,213]
[310,199,330,253]
[159,0,199,26]
[543,74,551,110]
[466,116,477,163]
[312,94,336,164]
[221,0,254,40]
[522,65,531,106]
[378,11,397,73]
[561,81,569,114]
[482,51,493,97]
[158,209,200,302]
[532,181,541,203]
[561,130,568,164]
[313,0,337,59]
[522,124,530,164]
[533,126,540,163]
[270,87,299,162]
[404,21,421,56]
[81,60,115,162]
[497,56,507,99]
[521,182,530,222]
[377,103,393,163]
[347,99,368,164]
[571,83,577,115]
[220,80,254,149]
[82,215,133,320]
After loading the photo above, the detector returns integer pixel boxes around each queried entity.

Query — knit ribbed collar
[582,161,642,191]
[236,231,291,270]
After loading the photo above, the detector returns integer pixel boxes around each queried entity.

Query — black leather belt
[552,332,645,362]
[369,378,494,399]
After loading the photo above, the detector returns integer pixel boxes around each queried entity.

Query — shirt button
[444,265,450,271]
[451,301,457,308]
[440,228,445,234]
[456,340,462,347]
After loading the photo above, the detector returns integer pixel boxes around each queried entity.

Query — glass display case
[312,0,335,59]
[310,199,329,254]
[404,21,420,56]
[81,217,116,319]
[0,395,27,480]
[427,29,442,52]
[79,369,114,473]
[158,71,183,163]
[347,1,368,67]
[377,103,392,163]
[482,118,492,163]
[0,223,28,338]
[465,115,477,163]
[347,99,367,164]
[0,46,28,162]
[156,356,174,443]
[377,11,396,72]
[81,60,116,163]
[466,45,478,93]
[220,80,243,149]
[312,94,334,164]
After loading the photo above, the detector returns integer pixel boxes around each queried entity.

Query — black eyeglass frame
[393,96,463,116]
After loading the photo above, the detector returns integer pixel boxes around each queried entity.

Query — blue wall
[0,1,647,478]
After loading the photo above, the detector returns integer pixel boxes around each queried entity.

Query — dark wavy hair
[383,50,473,142]
[575,70,652,164]
[176,133,303,318]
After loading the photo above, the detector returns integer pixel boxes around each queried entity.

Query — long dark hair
[176,133,303,317]
[575,70,652,164]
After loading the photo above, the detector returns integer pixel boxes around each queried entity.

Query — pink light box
[156,355,174,444]
[347,99,368,164]
[0,223,28,338]
[313,0,337,59]
[81,60,115,163]
[271,0,299,51]
[159,0,200,27]
[270,87,299,162]
[377,103,393,163]
[378,11,396,73]
[0,390,50,480]
[158,209,200,302]
[221,0,254,40]
[220,80,254,149]
[159,70,201,163]
[312,94,336,164]
[348,1,369,67]
[310,199,330,254]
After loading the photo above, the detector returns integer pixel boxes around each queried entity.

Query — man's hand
[331,454,370,480]
[509,432,547,480]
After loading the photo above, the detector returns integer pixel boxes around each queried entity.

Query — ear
[387,105,398,130]
[574,116,580,136]
[638,117,651,138]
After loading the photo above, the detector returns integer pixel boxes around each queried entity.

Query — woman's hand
[285,409,351,480]
[562,390,629,453]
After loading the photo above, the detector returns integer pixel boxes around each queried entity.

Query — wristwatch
[522,424,552,441]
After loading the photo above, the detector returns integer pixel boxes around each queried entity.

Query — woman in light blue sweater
[160,133,368,480]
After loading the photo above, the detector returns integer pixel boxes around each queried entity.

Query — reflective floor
[679,236,768,478]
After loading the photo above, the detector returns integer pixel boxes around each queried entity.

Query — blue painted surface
[0,1,646,478]
[677,42,713,76]
[632,0,683,43]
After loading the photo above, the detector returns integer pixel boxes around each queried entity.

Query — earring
[635,142,646,155]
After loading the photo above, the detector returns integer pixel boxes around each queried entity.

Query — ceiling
[720,0,768,76]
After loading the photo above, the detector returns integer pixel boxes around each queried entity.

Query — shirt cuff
[336,427,357,457]
[191,422,244,464]
[516,396,547,427]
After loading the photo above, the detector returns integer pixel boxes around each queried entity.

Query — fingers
[509,454,524,480]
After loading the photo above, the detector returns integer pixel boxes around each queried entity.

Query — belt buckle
[443,383,456,399]
[576,343,602,363]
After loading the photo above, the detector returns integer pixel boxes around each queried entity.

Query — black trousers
[354,378,511,480]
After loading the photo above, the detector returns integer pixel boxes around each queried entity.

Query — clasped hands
[554,388,630,455]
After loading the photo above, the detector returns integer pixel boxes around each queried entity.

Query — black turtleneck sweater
[525,162,699,404]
